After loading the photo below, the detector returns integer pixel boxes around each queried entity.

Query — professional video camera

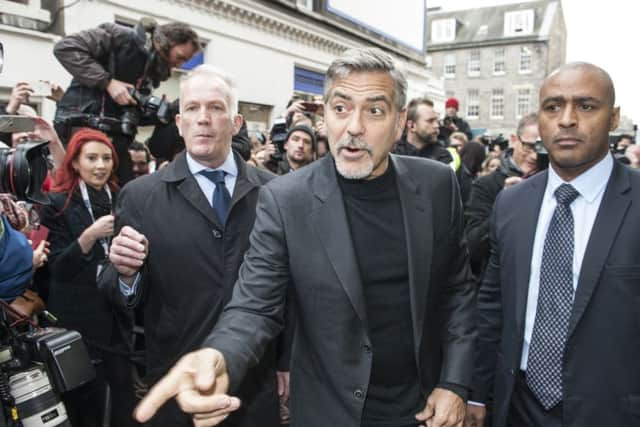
[0,303,95,427]
[534,138,549,171]
[119,87,176,137]
[55,88,177,143]
[478,134,509,152]
[0,117,51,205]
[269,118,288,161]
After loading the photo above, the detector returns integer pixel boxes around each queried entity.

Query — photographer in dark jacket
[439,97,473,142]
[465,113,539,278]
[53,19,199,184]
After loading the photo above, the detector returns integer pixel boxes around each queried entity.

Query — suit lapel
[393,156,431,362]
[514,172,547,337]
[568,162,631,338]
[230,152,259,208]
[311,157,368,328]
[164,153,220,227]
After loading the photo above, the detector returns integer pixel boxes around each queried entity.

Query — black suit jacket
[100,151,279,427]
[204,154,476,427]
[473,159,640,426]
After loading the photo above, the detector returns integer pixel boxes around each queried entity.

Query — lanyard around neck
[78,180,112,256]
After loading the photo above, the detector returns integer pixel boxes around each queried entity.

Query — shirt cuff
[119,273,140,298]
[437,382,469,402]
[467,400,486,407]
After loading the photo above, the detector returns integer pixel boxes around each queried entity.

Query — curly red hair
[51,128,119,209]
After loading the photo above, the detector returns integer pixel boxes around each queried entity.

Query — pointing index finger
[134,365,187,422]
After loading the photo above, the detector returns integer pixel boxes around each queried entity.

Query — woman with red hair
[40,128,136,426]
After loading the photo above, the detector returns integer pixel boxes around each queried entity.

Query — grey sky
[429,0,640,127]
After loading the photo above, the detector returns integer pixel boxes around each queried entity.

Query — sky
[428,0,640,127]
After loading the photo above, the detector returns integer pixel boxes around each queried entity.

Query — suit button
[212,230,222,239]
[353,389,364,400]
[509,368,515,376]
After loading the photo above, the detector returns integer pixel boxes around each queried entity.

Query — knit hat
[286,125,316,149]
[445,97,459,110]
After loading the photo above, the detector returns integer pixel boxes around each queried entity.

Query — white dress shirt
[186,149,238,202]
[520,153,613,370]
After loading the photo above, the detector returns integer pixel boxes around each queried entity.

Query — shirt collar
[186,149,237,178]
[546,152,614,203]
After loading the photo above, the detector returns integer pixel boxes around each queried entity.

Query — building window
[516,88,531,118]
[504,9,535,36]
[431,18,456,43]
[444,54,456,79]
[426,55,433,71]
[468,50,481,76]
[467,89,479,119]
[519,46,532,73]
[294,66,325,95]
[296,0,313,10]
[493,48,506,75]
[491,88,504,119]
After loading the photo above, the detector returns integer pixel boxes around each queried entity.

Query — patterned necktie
[526,183,580,410]
[201,170,231,226]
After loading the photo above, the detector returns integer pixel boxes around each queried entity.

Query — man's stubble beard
[334,137,374,180]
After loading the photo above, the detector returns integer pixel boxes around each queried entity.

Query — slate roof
[426,0,561,50]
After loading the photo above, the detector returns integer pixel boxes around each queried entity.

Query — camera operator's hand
[625,145,640,169]
[6,82,33,115]
[109,225,148,277]
[503,176,523,189]
[32,239,50,270]
[0,194,29,230]
[263,142,277,159]
[286,100,307,116]
[33,117,65,170]
[315,120,326,138]
[78,214,114,254]
[41,80,65,103]
[106,79,136,106]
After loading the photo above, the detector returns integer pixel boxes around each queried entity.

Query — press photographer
[53,19,199,184]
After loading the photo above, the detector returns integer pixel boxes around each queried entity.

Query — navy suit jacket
[473,159,640,426]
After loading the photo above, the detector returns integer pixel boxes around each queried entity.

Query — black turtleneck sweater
[337,161,422,427]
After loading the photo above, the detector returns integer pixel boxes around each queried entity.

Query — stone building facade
[426,0,566,136]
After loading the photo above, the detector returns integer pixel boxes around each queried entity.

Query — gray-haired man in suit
[130,47,476,427]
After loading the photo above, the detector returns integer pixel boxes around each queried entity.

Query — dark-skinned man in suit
[465,62,640,427]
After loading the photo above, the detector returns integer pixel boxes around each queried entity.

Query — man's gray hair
[324,47,408,111]
[180,64,238,116]
[516,112,538,137]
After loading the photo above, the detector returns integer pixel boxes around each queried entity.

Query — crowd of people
[1,18,639,427]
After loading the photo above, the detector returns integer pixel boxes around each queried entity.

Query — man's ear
[232,114,244,136]
[509,133,517,147]
[175,114,183,136]
[609,106,620,131]
[395,109,408,141]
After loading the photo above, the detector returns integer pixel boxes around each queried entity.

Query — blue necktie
[527,183,580,410]
[201,170,231,226]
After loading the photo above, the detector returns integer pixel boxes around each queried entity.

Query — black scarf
[86,185,112,219]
